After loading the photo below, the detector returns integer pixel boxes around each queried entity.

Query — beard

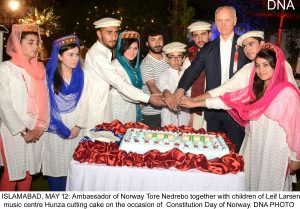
[106,42,117,50]
[149,45,162,54]
[101,39,117,50]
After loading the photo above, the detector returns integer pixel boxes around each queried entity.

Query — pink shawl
[220,43,300,158]
[6,24,49,129]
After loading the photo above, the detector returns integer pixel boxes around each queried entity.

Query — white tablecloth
[67,160,245,191]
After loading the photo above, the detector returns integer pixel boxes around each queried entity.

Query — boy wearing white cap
[84,17,164,132]
[183,21,211,67]
[158,42,191,126]
[182,21,212,130]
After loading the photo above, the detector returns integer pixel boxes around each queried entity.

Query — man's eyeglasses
[167,55,184,61]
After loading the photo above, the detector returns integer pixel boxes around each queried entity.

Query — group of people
[0,5,299,191]
[0,26,87,191]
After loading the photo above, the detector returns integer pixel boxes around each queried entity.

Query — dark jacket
[178,34,250,120]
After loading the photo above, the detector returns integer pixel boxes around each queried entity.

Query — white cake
[86,130,121,143]
[119,128,229,159]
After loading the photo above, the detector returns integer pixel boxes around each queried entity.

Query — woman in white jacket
[42,35,88,191]
[0,24,49,191]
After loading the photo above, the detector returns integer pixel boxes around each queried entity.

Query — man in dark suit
[174,6,250,152]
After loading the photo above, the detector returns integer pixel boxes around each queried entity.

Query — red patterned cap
[122,31,139,39]
[21,24,39,32]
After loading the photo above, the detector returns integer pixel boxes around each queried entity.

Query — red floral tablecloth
[73,120,244,174]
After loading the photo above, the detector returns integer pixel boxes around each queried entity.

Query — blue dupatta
[46,35,84,139]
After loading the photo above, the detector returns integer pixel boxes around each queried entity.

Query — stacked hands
[149,88,205,111]
[21,89,199,144]
[160,89,300,174]
[21,127,45,144]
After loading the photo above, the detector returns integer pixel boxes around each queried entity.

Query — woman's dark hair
[252,48,277,101]
[119,38,139,68]
[53,43,80,94]
[20,31,39,40]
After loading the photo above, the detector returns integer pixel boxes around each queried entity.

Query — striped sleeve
[141,59,154,84]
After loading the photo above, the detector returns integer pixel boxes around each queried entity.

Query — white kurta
[158,67,191,126]
[84,41,150,132]
[207,61,298,187]
[0,61,46,181]
[0,120,3,166]
[107,60,140,123]
[206,88,298,191]
[41,76,89,177]
[248,115,292,191]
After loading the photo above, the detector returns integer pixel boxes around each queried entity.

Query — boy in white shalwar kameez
[158,42,191,127]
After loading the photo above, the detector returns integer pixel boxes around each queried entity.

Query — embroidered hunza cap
[54,34,79,48]
[121,31,139,39]
[187,21,211,33]
[237,31,264,46]
[163,42,187,54]
[93,17,121,29]
[21,24,39,32]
